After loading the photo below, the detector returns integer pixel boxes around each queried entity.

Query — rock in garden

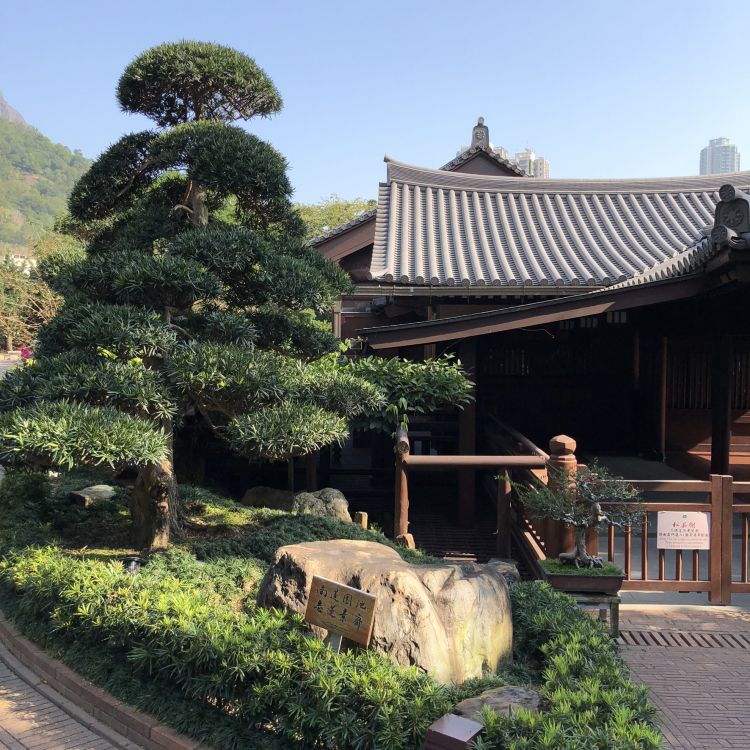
[240,485,295,511]
[454,686,542,723]
[292,487,352,523]
[257,539,515,684]
[0,464,5,487]
[70,484,116,508]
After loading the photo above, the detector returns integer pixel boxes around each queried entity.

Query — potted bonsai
[515,462,644,595]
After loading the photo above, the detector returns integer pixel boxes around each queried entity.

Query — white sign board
[656,511,710,550]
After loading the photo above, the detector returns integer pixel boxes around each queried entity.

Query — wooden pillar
[658,336,668,461]
[457,339,477,527]
[711,335,733,475]
[546,435,577,558]
[394,429,412,545]
[496,471,512,557]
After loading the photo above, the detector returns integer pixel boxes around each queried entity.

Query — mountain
[0,91,26,126]
[0,91,90,255]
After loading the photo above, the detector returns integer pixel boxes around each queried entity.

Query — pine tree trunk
[131,456,179,550]
[130,421,181,551]
[190,183,209,227]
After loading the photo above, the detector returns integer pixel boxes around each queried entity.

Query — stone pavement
[0,647,131,750]
[619,604,750,750]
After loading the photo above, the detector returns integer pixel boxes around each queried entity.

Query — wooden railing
[393,428,546,548]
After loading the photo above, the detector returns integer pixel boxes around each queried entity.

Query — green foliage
[296,194,377,240]
[0,353,177,420]
[35,300,177,359]
[248,305,340,360]
[0,476,451,750]
[0,254,60,348]
[541,559,624,576]
[345,354,474,432]
[0,119,90,252]
[475,582,661,750]
[0,400,167,469]
[32,230,86,296]
[515,463,644,533]
[117,41,282,127]
[68,250,222,310]
[226,401,349,461]
[0,474,659,749]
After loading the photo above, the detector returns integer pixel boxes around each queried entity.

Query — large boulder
[240,486,295,511]
[454,686,542,723]
[292,487,351,523]
[257,539,516,684]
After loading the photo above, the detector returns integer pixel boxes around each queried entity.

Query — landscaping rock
[240,485,295,511]
[0,464,5,487]
[257,539,515,684]
[454,686,542,723]
[292,487,351,523]
[69,484,116,508]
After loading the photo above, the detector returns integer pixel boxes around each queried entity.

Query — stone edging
[0,610,207,750]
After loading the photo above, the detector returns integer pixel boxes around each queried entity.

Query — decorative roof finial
[471,117,489,150]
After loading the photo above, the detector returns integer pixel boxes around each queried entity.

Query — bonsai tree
[515,463,644,568]
[0,41,383,549]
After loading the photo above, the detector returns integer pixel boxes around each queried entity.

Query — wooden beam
[362,276,706,349]
[659,336,668,461]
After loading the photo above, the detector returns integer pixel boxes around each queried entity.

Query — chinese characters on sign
[304,575,377,647]
[656,511,710,550]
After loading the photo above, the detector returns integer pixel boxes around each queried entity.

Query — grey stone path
[619,604,750,750]
[0,647,130,750]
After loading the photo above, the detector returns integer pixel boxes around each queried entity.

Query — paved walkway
[0,647,132,750]
[619,604,750,750]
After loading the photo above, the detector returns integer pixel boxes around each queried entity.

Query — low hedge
[0,471,661,749]
[477,582,661,750]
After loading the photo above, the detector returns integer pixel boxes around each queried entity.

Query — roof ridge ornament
[471,117,490,151]
[711,183,750,250]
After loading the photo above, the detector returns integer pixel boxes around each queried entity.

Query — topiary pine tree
[0,41,386,550]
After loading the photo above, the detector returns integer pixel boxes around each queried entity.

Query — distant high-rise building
[699,137,740,175]
[514,148,550,178]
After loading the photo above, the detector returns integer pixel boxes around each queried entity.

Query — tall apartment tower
[699,137,740,175]
[514,148,550,178]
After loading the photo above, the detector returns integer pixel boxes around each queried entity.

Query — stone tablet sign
[656,511,710,550]
[304,575,376,647]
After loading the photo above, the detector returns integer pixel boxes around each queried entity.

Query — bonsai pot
[543,570,624,596]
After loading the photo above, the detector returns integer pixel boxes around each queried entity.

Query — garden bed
[0,470,661,749]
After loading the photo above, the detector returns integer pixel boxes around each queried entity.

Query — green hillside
[0,117,90,255]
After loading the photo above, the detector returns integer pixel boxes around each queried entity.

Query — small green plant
[475,582,661,750]
[515,463,644,569]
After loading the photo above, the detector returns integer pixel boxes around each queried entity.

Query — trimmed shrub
[476,582,661,750]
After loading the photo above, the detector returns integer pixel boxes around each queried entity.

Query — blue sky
[2,0,748,203]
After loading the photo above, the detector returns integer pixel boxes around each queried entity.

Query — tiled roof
[369,161,750,287]
[308,207,377,247]
[439,145,526,176]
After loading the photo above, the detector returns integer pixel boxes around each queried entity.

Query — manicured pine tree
[0,41,384,549]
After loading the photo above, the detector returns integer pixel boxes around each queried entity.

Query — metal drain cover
[618,630,750,648]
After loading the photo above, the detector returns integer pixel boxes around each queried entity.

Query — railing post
[394,429,414,548]
[496,471,512,558]
[709,474,726,604]
[720,474,734,605]
[545,435,577,558]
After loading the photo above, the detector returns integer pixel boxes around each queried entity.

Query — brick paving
[0,647,131,750]
[619,604,750,750]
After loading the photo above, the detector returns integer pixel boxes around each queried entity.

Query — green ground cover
[541,559,625,576]
[0,470,661,749]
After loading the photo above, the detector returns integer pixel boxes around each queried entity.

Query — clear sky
[2,0,748,204]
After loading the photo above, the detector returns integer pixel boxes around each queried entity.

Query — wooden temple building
[313,119,750,532]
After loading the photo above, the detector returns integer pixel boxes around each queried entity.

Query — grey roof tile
[308,207,377,246]
[369,160,750,287]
